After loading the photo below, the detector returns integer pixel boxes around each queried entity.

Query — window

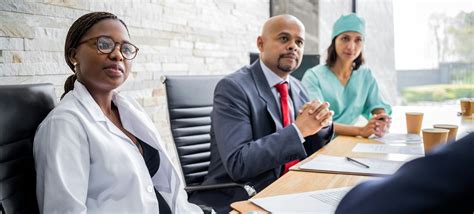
[394,0,473,105]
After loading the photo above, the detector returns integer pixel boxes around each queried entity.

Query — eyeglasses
[77,36,139,60]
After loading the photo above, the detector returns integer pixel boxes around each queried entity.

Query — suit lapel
[289,79,306,113]
[250,61,283,129]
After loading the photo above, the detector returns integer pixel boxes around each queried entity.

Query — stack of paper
[352,143,424,156]
[370,133,422,144]
[250,187,352,214]
[298,155,406,176]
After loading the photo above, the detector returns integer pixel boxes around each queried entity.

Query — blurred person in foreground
[337,133,474,213]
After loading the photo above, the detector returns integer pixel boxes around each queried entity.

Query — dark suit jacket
[336,133,474,214]
[189,61,333,213]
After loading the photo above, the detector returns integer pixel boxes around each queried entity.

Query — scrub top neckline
[326,65,354,89]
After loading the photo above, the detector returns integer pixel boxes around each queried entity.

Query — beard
[277,55,299,73]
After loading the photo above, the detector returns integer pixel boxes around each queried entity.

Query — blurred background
[393,0,473,106]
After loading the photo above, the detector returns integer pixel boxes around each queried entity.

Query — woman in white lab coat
[33,12,203,214]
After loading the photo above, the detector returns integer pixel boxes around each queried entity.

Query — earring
[73,62,78,72]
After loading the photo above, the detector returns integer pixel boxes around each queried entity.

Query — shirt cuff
[291,123,306,143]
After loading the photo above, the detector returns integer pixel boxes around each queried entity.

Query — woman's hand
[372,113,391,137]
[358,114,391,137]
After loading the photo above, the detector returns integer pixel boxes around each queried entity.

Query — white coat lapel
[72,81,132,144]
[113,94,185,212]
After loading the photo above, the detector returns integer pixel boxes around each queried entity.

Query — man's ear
[257,36,264,52]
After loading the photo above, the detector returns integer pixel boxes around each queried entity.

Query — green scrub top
[301,64,392,125]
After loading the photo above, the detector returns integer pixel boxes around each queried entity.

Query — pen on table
[345,157,370,168]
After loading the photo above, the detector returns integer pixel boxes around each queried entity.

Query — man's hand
[295,100,334,137]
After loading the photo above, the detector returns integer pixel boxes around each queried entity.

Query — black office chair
[249,52,320,80]
[0,84,56,214]
[162,75,256,197]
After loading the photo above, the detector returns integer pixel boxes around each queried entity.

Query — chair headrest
[0,84,56,145]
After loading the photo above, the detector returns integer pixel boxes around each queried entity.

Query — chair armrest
[185,183,256,197]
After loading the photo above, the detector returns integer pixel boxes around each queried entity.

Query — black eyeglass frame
[77,35,139,60]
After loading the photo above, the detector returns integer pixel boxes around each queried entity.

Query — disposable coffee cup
[470,100,474,116]
[422,128,449,153]
[433,124,458,142]
[460,99,471,116]
[406,112,424,134]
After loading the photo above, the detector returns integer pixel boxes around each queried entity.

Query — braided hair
[61,11,129,99]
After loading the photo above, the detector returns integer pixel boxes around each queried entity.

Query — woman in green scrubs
[302,13,392,137]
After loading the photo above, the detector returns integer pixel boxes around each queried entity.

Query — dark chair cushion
[164,75,222,186]
[0,84,56,214]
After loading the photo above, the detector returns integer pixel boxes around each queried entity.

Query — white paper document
[298,155,405,176]
[250,187,352,214]
[370,133,422,144]
[352,143,424,156]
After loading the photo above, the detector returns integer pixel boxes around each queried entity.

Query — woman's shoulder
[353,65,375,78]
[307,64,330,73]
[354,65,372,73]
[304,64,331,79]
[41,93,86,125]
[114,92,145,112]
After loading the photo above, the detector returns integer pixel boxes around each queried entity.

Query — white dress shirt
[34,81,202,214]
[260,60,305,142]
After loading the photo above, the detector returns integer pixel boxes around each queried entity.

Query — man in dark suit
[189,15,334,213]
[336,133,474,214]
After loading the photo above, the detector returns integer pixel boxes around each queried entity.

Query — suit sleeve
[212,78,307,181]
[303,123,333,154]
[33,114,90,214]
[335,133,474,214]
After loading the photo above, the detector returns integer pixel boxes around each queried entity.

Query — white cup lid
[422,128,450,133]
[406,112,423,115]
[433,124,458,129]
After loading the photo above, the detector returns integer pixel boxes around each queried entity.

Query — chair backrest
[164,75,223,186]
[0,84,56,214]
[249,52,320,80]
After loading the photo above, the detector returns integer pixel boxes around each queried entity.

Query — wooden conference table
[230,105,473,213]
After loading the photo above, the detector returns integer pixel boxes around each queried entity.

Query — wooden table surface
[230,136,375,213]
[230,171,370,213]
[230,105,473,213]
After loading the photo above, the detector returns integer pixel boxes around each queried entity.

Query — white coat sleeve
[33,113,90,214]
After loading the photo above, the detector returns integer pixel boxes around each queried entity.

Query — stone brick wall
[0,0,269,164]
[271,0,319,54]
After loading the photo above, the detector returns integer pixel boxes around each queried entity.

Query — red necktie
[275,82,300,175]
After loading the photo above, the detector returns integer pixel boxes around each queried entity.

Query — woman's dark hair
[325,37,365,71]
[61,11,129,99]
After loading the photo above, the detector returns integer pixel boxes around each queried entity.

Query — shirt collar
[260,60,290,88]
[72,81,122,122]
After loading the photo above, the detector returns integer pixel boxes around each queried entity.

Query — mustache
[279,53,298,62]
